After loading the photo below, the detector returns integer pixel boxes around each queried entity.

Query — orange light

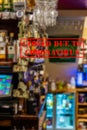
[27,0,35,9]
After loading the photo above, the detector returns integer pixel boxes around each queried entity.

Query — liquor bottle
[10,0,17,19]
[7,33,15,61]
[70,77,76,88]
[27,91,37,115]
[0,0,3,11]
[3,0,11,11]
[50,80,56,91]
[0,42,6,60]
[10,0,13,11]
[10,32,14,45]
[2,0,11,19]
[5,36,10,59]
[1,32,6,42]
[0,32,6,61]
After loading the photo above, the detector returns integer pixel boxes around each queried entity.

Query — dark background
[58,0,87,10]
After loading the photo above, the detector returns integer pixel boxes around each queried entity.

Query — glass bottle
[5,35,14,61]
[70,77,76,88]
[3,0,11,11]
[10,0,13,11]
[5,36,10,60]
[51,80,56,91]
[0,43,6,60]
[27,90,37,115]
[10,0,17,19]
[10,32,14,45]
[8,33,15,61]
[0,0,3,11]
[2,0,11,19]
[2,32,6,42]
[0,33,6,61]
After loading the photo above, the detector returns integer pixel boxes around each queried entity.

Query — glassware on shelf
[33,0,58,28]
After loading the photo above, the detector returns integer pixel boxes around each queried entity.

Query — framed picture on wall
[48,35,79,62]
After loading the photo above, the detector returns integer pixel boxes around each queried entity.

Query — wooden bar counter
[0,114,38,130]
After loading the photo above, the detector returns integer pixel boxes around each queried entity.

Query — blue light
[76,72,83,86]
[83,64,87,72]
[84,64,87,68]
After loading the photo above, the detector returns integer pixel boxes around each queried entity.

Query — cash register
[76,64,87,87]
[0,74,18,115]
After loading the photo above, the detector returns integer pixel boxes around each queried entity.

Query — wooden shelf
[44,88,87,94]
[13,114,38,119]
[76,89,87,130]
[78,114,87,117]
[0,61,13,66]
[78,103,87,106]
[76,88,87,92]
[78,119,87,122]
[78,129,87,130]
[48,88,76,93]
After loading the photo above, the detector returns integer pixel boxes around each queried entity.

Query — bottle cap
[10,33,14,37]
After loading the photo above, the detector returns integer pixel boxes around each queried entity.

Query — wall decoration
[49,35,79,62]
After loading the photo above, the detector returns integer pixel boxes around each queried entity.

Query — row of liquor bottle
[0,32,18,62]
[13,63,47,115]
[0,0,25,11]
[0,31,45,72]
[13,66,48,99]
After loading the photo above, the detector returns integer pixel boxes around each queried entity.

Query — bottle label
[0,44,6,59]
[7,45,15,54]
[7,45,15,59]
